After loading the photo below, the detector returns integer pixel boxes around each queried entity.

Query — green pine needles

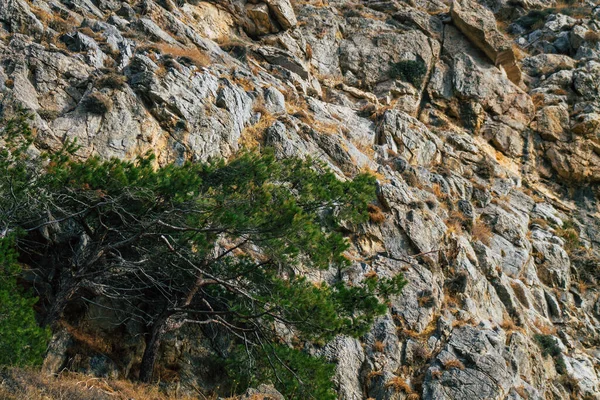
[0,236,51,366]
[0,111,406,398]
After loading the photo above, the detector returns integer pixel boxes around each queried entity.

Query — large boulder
[265,0,297,30]
[451,0,522,85]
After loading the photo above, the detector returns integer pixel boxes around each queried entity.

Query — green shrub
[0,236,51,366]
[534,334,565,373]
[389,59,427,89]
[226,344,337,400]
[534,334,561,358]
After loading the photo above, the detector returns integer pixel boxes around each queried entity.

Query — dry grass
[232,76,255,92]
[152,43,210,69]
[452,317,476,328]
[430,369,443,380]
[500,318,525,333]
[406,394,421,400]
[0,368,197,400]
[585,30,600,43]
[577,281,590,294]
[529,218,549,229]
[385,376,412,393]
[239,111,276,149]
[364,270,378,279]
[373,340,385,353]
[431,183,448,200]
[285,98,341,135]
[471,219,492,246]
[367,204,386,224]
[533,318,557,335]
[531,93,546,111]
[366,370,383,383]
[514,385,528,399]
[442,359,465,371]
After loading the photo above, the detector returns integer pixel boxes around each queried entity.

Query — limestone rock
[246,3,278,35]
[265,0,297,30]
[451,0,522,85]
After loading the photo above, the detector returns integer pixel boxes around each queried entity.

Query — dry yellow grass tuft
[239,111,276,149]
[533,318,557,335]
[153,43,210,69]
[366,369,384,383]
[373,340,385,352]
[368,203,386,224]
[585,30,600,43]
[442,359,465,371]
[431,369,443,380]
[471,219,492,246]
[364,269,378,279]
[385,376,412,393]
[500,318,525,333]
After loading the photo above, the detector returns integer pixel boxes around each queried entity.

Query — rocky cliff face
[2,0,600,399]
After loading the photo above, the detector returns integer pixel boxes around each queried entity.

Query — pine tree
[0,112,406,398]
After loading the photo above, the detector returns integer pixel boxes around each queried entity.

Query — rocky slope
[1,0,600,399]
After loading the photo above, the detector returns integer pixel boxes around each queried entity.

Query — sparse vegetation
[388,59,427,89]
[584,30,600,43]
[373,340,385,352]
[367,203,386,224]
[366,369,384,384]
[97,73,127,90]
[471,219,492,246]
[555,220,582,254]
[0,368,195,400]
[534,334,566,374]
[150,43,210,69]
[385,376,412,393]
[441,359,465,371]
[80,92,112,114]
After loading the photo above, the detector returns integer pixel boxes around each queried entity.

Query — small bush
[417,290,435,308]
[38,109,61,121]
[97,73,127,90]
[81,92,112,114]
[515,9,553,30]
[534,334,561,358]
[555,220,581,254]
[389,59,427,89]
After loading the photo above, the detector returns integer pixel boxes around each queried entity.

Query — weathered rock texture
[451,0,522,85]
[2,0,600,399]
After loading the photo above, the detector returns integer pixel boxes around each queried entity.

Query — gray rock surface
[1,0,600,398]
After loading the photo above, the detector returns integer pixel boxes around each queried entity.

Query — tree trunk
[138,311,171,383]
[43,283,77,328]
